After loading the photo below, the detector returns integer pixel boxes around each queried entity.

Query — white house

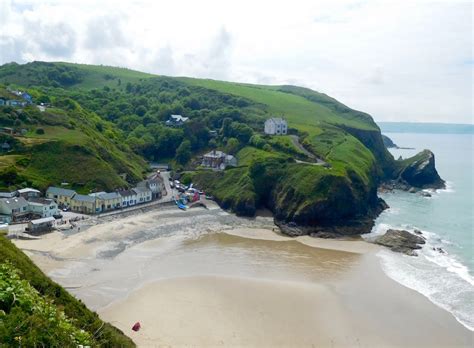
[133,186,152,203]
[264,118,288,135]
[28,198,59,218]
[165,114,189,127]
[137,177,164,200]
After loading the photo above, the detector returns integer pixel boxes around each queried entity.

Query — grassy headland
[0,61,438,225]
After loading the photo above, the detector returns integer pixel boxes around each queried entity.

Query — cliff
[394,150,445,189]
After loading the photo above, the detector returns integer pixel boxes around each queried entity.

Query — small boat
[174,199,187,210]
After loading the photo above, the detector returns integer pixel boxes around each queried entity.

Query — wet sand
[12,204,473,347]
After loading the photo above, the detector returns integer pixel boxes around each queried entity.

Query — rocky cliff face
[396,150,445,189]
[339,126,395,179]
[381,134,398,148]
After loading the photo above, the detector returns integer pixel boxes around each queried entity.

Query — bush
[0,262,93,347]
[35,128,45,135]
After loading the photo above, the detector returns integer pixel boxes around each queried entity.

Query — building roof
[148,177,163,185]
[46,186,76,197]
[170,114,189,122]
[118,189,136,197]
[17,188,41,194]
[266,117,287,124]
[0,197,28,209]
[72,194,96,203]
[30,216,55,225]
[203,150,226,158]
[28,198,56,206]
[88,191,106,197]
[133,186,151,194]
[97,192,121,200]
[0,192,16,198]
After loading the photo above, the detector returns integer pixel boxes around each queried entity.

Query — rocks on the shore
[274,221,306,237]
[374,229,426,256]
[398,150,445,189]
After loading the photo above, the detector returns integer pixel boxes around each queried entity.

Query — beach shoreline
[12,204,473,347]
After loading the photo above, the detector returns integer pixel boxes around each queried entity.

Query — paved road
[290,135,327,165]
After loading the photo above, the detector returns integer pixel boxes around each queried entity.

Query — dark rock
[309,231,342,239]
[398,150,445,189]
[274,220,306,237]
[419,191,432,197]
[374,229,426,256]
[381,134,398,149]
[413,229,423,235]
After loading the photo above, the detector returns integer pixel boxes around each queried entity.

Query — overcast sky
[0,0,472,123]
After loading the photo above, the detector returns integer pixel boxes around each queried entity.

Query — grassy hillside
[0,86,147,192]
[0,235,135,347]
[0,61,397,225]
[0,61,153,90]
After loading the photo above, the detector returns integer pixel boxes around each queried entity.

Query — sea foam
[367,224,474,331]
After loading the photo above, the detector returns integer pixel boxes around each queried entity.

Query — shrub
[0,262,93,346]
[35,128,45,135]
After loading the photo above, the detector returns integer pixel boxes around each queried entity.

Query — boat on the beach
[174,197,188,210]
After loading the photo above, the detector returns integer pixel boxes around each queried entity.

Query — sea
[365,132,474,331]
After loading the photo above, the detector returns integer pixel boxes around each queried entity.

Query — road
[290,135,327,166]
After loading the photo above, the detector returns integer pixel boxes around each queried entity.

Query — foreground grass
[0,236,135,347]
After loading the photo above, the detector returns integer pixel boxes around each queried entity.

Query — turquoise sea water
[365,133,473,330]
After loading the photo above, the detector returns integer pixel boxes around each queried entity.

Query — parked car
[53,213,63,219]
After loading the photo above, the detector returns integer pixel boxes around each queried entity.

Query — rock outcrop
[374,229,426,256]
[381,134,398,149]
[397,150,445,189]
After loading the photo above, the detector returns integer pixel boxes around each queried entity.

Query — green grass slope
[0,61,396,227]
[0,235,135,347]
[0,61,153,90]
[0,86,147,192]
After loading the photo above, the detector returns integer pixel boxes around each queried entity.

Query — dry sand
[99,272,472,348]
[12,205,473,347]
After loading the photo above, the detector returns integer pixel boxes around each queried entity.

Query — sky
[0,0,472,124]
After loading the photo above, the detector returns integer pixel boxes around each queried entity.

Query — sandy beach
[12,203,473,347]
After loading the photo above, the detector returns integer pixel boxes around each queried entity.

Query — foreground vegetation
[0,236,135,347]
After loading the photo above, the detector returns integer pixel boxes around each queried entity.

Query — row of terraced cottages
[46,176,165,214]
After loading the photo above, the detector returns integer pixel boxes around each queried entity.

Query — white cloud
[0,0,472,123]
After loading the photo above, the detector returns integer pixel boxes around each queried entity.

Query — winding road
[290,135,327,166]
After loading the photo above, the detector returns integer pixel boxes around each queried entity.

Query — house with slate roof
[46,187,77,206]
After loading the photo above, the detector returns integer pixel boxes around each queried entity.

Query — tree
[230,122,253,143]
[221,117,233,137]
[175,140,191,164]
[135,105,147,117]
[226,137,240,154]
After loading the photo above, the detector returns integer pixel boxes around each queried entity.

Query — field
[179,77,378,131]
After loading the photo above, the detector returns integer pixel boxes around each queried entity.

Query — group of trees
[41,77,267,165]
